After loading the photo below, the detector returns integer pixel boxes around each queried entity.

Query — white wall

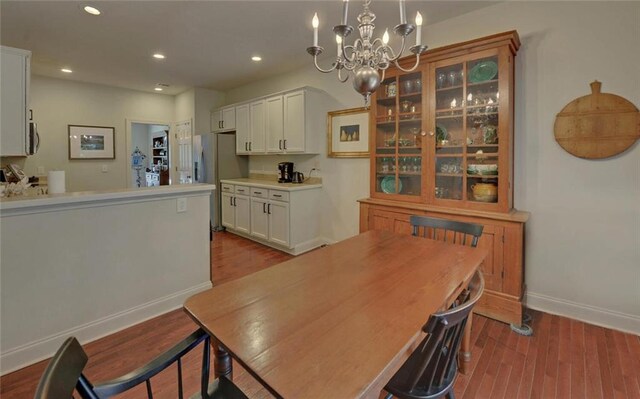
[2,76,176,192]
[226,66,368,242]
[228,1,640,332]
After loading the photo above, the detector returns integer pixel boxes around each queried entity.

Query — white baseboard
[525,292,640,335]
[0,281,212,376]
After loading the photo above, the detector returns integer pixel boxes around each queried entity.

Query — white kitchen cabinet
[234,194,250,234]
[221,192,235,228]
[235,104,250,154]
[220,179,322,255]
[250,197,269,240]
[283,90,305,153]
[268,200,290,247]
[266,95,284,153]
[1,46,31,157]
[226,87,329,155]
[211,106,236,133]
[249,100,266,153]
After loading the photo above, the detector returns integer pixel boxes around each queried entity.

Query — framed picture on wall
[68,125,115,159]
[327,107,370,158]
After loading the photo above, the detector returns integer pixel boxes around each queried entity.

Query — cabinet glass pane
[435,63,464,201]
[465,56,499,204]
[375,72,422,197]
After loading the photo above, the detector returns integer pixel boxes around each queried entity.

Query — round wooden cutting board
[554,81,640,159]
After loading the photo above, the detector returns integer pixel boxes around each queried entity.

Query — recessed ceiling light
[83,6,101,15]
[251,56,262,62]
[153,53,166,59]
[154,87,163,92]
[61,68,73,73]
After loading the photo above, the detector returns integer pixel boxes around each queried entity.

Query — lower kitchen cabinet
[359,198,529,326]
[221,180,322,255]
[234,194,250,234]
[268,201,290,247]
[250,197,269,240]
[221,192,235,229]
[221,189,250,234]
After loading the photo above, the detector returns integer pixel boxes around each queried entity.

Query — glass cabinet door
[433,53,500,205]
[374,72,423,197]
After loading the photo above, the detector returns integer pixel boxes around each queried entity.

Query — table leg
[213,339,233,378]
[459,312,473,374]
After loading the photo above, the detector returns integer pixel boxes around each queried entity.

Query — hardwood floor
[1,231,638,399]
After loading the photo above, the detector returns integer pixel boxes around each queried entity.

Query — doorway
[129,122,171,188]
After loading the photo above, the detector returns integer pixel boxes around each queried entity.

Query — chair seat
[189,375,249,399]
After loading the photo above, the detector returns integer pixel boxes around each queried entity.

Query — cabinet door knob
[267,203,271,214]
[263,202,266,213]
[283,139,287,150]
[279,139,282,150]
[429,131,435,136]
[249,142,252,151]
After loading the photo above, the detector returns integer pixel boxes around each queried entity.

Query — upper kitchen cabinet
[235,104,250,154]
[221,87,330,155]
[211,106,235,133]
[1,46,31,156]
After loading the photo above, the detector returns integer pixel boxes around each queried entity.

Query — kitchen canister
[48,170,66,194]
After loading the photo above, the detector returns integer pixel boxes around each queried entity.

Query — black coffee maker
[278,162,294,183]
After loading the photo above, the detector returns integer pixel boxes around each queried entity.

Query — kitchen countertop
[220,178,322,191]
[0,184,215,215]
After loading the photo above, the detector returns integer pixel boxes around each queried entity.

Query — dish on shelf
[471,183,498,202]
[381,176,402,194]
[467,164,498,175]
[469,61,498,83]
[436,125,449,141]
[483,125,498,144]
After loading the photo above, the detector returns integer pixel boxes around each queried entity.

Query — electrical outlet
[177,197,187,213]
[37,166,45,175]
[101,165,108,173]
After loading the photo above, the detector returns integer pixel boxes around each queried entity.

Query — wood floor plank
[613,329,640,399]
[462,325,498,399]
[557,315,572,399]
[542,314,560,399]
[584,323,604,399]
[570,319,587,399]
[529,312,551,399]
[606,328,630,398]
[595,325,615,399]
[516,312,540,399]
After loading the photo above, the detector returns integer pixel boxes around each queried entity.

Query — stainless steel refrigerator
[193,132,248,231]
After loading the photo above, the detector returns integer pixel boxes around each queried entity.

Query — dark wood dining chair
[34,328,248,399]
[410,216,483,248]
[383,270,485,399]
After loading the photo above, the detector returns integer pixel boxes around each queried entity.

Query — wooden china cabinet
[359,31,531,329]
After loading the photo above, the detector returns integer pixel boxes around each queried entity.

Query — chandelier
[307,0,428,104]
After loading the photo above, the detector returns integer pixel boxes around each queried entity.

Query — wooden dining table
[184,230,487,399]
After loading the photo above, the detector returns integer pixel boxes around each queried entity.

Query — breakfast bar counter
[0,184,214,374]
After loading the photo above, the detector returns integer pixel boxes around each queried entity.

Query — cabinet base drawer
[475,289,522,326]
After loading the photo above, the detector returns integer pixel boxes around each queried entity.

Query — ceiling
[1,1,497,96]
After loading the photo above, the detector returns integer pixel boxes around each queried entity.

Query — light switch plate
[177,197,187,213]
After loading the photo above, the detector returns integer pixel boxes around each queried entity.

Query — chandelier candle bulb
[399,0,407,24]
[383,29,389,45]
[415,12,423,46]
[342,0,349,26]
[312,13,319,46]
[336,35,343,56]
